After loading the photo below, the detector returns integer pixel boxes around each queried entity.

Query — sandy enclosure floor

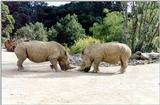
[2,49,160,104]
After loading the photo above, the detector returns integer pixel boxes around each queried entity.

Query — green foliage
[144,43,156,52]
[4,2,38,30]
[70,36,100,54]
[4,1,159,53]
[1,3,15,38]
[63,43,71,53]
[152,36,160,52]
[54,14,85,46]
[15,22,48,41]
[1,36,7,44]
[90,9,123,42]
[129,1,159,52]
[5,1,122,37]
[47,26,58,41]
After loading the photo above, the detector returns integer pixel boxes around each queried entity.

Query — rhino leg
[119,57,128,74]
[16,53,27,71]
[50,65,54,69]
[92,59,101,73]
[48,57,59,72]
[15,47,28,71]
[17,59,26,71]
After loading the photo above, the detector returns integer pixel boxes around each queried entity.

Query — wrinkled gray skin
[15,41,74,71]
[80,42,132,73]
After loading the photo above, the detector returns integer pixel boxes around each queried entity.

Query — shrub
[152,36,160,52]
[15,22,48,41]
[63,43,70,53]
[90,9,123,42]
[70,36,100,54]
[2,3,15,39]
[54,14,85,46]
[47,26,58,41]
[1,36,7,44]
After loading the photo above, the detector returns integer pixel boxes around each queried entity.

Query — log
[4,39,16,52]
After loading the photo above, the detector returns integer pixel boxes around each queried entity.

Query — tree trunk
[122,1,128,44]
[131,1,138,52]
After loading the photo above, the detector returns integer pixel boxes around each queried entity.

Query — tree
[4,1,123,36]
[130,1,138,52]
[90,9,123,42]
[121,1,129,44]
[54,14,85,46]
[66,1,123,34]
[129,1,159,52]
[4,2,34,32]
[15,22,48,41]
[1,3,15,39]
[47,26,58,41]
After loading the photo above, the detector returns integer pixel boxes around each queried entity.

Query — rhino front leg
[48,57,60,72]
[92,59,101,73]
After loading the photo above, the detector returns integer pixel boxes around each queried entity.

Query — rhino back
[16,41,61,63]
[103,43,130,54]
[102,42,131,63]
[84,42,131,64]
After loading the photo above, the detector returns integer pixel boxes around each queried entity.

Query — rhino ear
[65,51,67,55]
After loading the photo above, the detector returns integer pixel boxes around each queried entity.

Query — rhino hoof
[90,70,98,73]
[17,67,24,71]
[50,65,54,69]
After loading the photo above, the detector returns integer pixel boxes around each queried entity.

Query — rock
[69,54,82,65]
[128,59,149,65]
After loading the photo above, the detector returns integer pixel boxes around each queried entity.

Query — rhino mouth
[83,66,91,72]
[60,64,66,71]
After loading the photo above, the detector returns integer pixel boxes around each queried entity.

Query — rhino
[79,42,132,74]
[15,41,74,71]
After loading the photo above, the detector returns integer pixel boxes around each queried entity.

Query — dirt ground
[2,49,160,104]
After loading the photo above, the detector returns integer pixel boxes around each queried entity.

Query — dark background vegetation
[2,1,159,53]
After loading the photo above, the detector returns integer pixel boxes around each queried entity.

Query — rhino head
[59,51,75,71]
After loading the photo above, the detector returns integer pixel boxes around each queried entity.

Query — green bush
[144,43,156,52]
[54,14,85,46]
[2,3,15,39]
[63,43,70,53]
[47,26,58,41]
[15,22,48,41]
[152,36,160,52]
[70,36,100,54]
[90,9,123,42]
[1,36,7,44]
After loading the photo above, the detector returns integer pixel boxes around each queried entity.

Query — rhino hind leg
[15,47,28,71]
[16,53,27,71]
[17,58,26,71]
[119,57,128,74]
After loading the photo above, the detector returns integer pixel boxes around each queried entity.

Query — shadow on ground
[2,66,119,78]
